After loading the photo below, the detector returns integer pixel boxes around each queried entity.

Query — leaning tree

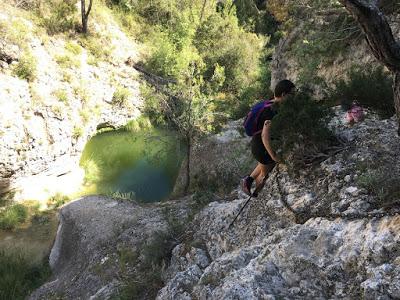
[338,0,400,134]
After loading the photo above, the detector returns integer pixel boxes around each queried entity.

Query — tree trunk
[183,136,191,194]
[81,0,93,34]
[338,0,400,133]
[395,72,400,135]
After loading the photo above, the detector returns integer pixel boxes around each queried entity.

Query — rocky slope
[31,109,400,299]
[0,2,142,200]
[158,111,400,299]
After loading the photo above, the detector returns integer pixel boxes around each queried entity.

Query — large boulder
[30,195,190,299]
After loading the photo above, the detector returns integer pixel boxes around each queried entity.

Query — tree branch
[338,0,400,72]
[86,0,93,19]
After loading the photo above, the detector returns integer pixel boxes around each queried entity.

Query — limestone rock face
[270,16,400,95]
[29,195,190,300]
[31,111,400,299]
[0,3,142,198]
[158,112,400,299]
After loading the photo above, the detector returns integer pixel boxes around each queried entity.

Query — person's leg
[241,163,261,196]
[253,162,276,196]
[250,163,262,180]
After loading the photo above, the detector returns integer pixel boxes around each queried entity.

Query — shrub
[55,54,81,69]
[141,84,168,126]
[61,70,73,83]
[0,19,30,48]
[0,248,51,300]
[329,66,394,118]
[65,41,83,55]
[79,109,90,123]
[79,35,112,60]
[46,193,70,209]
[72,126,84,140]
[118,230,173,299]
[270,92,335,171]
[124,116,152,132]
[13,53,37,82]
[53,89,69,103]
[112,86,131,107]
[0,204,28,230]
[194,12,263,94]
[42,0,78,34]
[357,168,400,208]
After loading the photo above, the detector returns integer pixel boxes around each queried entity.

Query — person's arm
[261,120,280,162]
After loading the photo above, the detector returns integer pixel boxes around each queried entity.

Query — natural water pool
[79,127,185,203]
[0,126,186,298]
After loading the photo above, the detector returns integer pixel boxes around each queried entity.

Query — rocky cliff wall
[0,2,142,199]
[271,15,400,95]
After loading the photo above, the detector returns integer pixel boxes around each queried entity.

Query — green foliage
[65,41,83,55]
[46,193,70,209]
[0,204,28,230]
[117,246,138,273]
[106,190,136,201]
[357,168,400,208]
[79,109,90,123]
[72,125,84,140]
[140,84,168,126]
[285,2,361,87]
[79,34,113,60]
[233,0,278,36]
[13,53,37,82]
[42,0,78,34]
[53,89,69,103]
[112,86,131,107]
[55,53,81,69]
[124,116,152,133]
[109,0,266,123]
[270,92,335,170]
[146,29,201,79]
[118,231,173,299]
[194,12,263,94]
[0,248,51,300]
[329,66,394,118]
[192,190,215,211]
[0,19,30,48]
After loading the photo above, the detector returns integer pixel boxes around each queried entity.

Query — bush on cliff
[270,92,336,171]
[329,66,395,119]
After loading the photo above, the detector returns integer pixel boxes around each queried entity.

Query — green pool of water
[79,128,185,203]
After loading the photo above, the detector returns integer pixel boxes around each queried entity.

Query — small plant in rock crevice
[13,53,37,82]
[112,86,131,107]
[357,168,400,208]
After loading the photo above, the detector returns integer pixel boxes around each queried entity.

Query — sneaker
[241,176,252,196]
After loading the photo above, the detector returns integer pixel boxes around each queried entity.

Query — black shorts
[251,134,275,165]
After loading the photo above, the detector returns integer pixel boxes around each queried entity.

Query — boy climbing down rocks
[241,79,296,197]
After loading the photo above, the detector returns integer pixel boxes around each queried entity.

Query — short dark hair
[274,80,295,97]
